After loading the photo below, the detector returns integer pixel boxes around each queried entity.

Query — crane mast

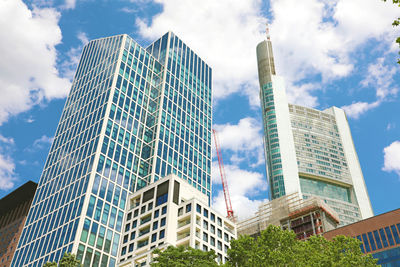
[212,129,235,221]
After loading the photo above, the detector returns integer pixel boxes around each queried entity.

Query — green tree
[384,0,400,64]
[150,245,220,267]
[43,253,81,267]
[226,225,378,267]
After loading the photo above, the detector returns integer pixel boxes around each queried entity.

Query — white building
[257,36,373,226]
[117,174,236,266]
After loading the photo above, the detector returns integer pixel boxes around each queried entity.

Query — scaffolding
[237,192,339,238]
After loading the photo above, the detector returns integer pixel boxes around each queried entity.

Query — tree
[226,225,378,267]
[43,253,81,267]
[383,0,400,64]
[150,246,220,267]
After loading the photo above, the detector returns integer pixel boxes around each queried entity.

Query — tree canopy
[226,225,378,267]
[43,253,81,267]
[150,246,219,267]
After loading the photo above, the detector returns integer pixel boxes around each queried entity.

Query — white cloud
[270,0,399,107]
[136,0,266,107]
[213,117,264,166]
[61,32,89,80]
[342,57,398,118]
[382,141,400,178]
[62,0,76,9]
[0,0,70,125]
[32,135,54,150]
[342,101,380,119]
[0,134,17,190]
[212,163,266,220]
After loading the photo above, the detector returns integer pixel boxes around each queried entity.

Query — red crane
[212,129,235,221]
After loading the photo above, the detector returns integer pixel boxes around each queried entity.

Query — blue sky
[0,0,399,220]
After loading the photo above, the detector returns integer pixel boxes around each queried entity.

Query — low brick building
[0,181,37,267]
[324,208,400,266]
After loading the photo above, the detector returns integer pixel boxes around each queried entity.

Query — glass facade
[12,32,212,267]
[260,82,285,198]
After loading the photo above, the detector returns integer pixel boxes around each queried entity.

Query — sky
[0,0,399,221]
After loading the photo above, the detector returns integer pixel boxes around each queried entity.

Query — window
[125,224,130,232]
[362,234,370,252]
[203,233,208,242]
[178,207,183,216]
[203,245,208,251]
[217,229,222,238]
[132,220,137,228]
[196,204,201,213]
[210,213,215,222]
[130,232,136,240]
[217,241,222,250]
[128,243,134,252]
[217,217,222,226]
[159,230,165,239]
[390,225,400,244]
[203,209,208,218]
[148,202,153,210]
[224,233,229,242]
[127,212,132,221]
[367,232,376,251]
[151,233,157,243]
[211,225,215,234]
[162,206,167,215]
[373,230,383,249]
[379,228,389,247]
[153,221,158,230]
[154,210,159,218]
[385,227,395,246]
[186,203,191,213]
[203,220,208,230]
[141,206,146,214]
[137,239,148,248]
[161,218,166,227]
[210,237,215,246]
[134,209,139,217]
[123,235,128,244]
[121,246,126,256]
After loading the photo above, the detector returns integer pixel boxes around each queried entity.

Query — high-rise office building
[12,32,212,267]
[257,35,373,226]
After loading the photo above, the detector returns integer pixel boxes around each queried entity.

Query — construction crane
[212,129,235,221]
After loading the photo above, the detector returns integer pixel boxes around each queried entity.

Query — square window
[162,206,167,215]
[161,218,166,227]
[196,204,201,213]
[186,203,191,213]
[203,209,208,218]
[159,230,165,239]
[210,213,215,222]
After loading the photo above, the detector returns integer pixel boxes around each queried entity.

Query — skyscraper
[12,32,212,267]
[257,35,373,226]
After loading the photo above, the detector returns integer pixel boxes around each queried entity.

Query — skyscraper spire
[266,23,271,41]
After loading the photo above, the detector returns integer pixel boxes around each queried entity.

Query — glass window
[217,217,222,227]
[203,233,208,242]
[373,230,383,249]
[367,232,376,251]
[217,229,222,238]
[154,210,159,218]
[211,225,215,234]
[162,206,167,215]
[161,218,166,227]
[153,221,158,230]
[391,225,400,244]
[210,213,215,222]
[224,233,229,242]
[130,231,136,240]
[129,243,134,252]
[380,228,389,247]
[196,204,201,213]
[151,233,157,243]
[385,227,395,246]
[159,230,165,239]
[203,209,208,218]
[186,203,191,213]
[203,220,208,230]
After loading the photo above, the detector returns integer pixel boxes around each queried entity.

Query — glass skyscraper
[257,36,373,226]
[12,32,212,267]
